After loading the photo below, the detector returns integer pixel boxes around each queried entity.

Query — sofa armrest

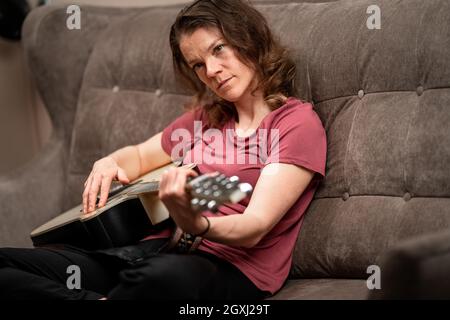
[0,134,67,248]
[368,228,450,299]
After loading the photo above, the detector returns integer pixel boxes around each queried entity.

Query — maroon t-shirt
[147,97,327,294]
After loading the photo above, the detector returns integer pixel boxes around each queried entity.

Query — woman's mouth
[217,77,233,90]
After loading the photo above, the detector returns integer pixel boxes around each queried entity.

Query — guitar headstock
[187,172,253,213]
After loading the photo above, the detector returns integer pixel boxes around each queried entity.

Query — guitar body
[30,163,182,250]
[31,198,169,250]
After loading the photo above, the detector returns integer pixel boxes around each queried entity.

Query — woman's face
[179,27,258,103]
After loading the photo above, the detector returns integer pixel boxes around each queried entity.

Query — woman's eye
[192,63,202,70]
[214,44,225,52]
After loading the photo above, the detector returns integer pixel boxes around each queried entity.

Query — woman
[0,0,326,300]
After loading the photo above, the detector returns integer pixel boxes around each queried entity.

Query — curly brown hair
[169,0,298,128]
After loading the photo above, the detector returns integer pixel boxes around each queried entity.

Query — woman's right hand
[82,156,130,214]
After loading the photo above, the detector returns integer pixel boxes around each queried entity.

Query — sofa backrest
[286,0,450,278]
[25,0,450,279]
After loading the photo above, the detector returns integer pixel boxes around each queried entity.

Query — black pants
[0,239,267,300]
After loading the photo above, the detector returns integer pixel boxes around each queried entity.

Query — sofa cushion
[269,278,369,300]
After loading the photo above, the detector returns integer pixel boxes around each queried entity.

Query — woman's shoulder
[264,97,320,128]
[174,105,209,124]
[283,97,314,113]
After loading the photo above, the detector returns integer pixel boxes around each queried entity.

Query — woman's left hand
[158,166,204,234]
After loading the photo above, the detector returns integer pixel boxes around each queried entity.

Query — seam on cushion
[401,0,428,194]
[402,95,419,194]
[314,87,450,106]
[414,0,427,87]
[304,4,316,103]
[342,98,361,195]
[306,3,331,103]
[83,87,194,99]
[354,1,367,94]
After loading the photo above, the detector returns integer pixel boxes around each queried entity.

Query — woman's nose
[205,57,222,78]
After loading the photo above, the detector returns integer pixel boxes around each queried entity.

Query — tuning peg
[239,183,253,195]
[229,176,239,182]
[215,174,226,182]
[207,200,218,212]
[194,187,203,194]
[202,180,213,189]
[229,183,253,203]
[191,198,200,211]
[225,183,234,190]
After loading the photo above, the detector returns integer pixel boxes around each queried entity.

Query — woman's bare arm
[109,132,172,182]
[200,163,315,248]
[84,132,172,213]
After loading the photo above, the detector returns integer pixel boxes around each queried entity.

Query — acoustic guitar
[30,163,252,250]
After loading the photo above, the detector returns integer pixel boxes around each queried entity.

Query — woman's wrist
[194,215,210,237]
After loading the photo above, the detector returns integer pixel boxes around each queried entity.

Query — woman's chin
[217,90,242,103]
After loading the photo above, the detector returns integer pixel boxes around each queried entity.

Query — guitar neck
[127,181,160,195]
[108,163,252,214]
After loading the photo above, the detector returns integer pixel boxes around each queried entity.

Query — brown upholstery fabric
[369,228,450,299]
[1,0,449,299]
[269,278,368,300]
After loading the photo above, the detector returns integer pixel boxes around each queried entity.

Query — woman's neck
[234,93,270,131]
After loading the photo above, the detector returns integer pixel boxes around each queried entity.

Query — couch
[1,0,450,299]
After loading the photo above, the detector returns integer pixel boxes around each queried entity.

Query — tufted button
[112,85,120,93]
[155,89,163,97]
[358,89,364,99]
[403,192,412,201]
[342,192,350,201]
[416,86,424,96]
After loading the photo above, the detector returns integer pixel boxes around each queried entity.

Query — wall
[0,37,51,175]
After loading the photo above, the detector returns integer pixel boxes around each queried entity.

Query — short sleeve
[264,103,327,179]
[161,107,207,162]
